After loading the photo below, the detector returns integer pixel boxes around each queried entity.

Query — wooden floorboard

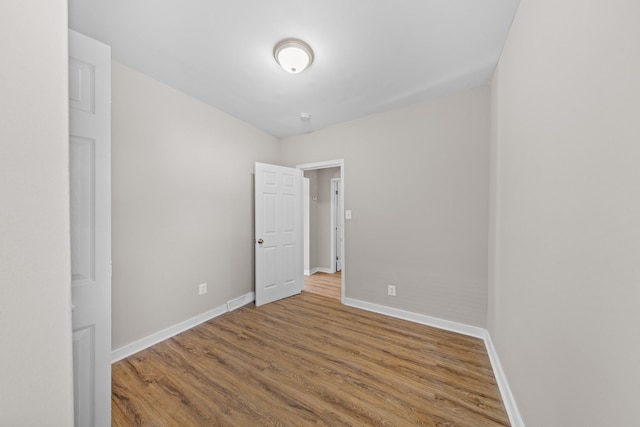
[303,271,341,300]
[112,293,510,426]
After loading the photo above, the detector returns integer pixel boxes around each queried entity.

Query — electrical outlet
[198,282,207,295]
[387,285,396,296]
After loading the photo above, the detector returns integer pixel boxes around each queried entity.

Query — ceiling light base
[274,39,314,74]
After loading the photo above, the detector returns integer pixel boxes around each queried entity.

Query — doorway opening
[297,160,345,302]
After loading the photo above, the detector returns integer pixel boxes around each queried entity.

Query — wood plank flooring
[303,271,341,300]
[112,293,510,426]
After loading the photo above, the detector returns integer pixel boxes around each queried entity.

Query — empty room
[2,0,639,426]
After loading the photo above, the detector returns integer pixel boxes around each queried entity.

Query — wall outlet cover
[198,282,207,295]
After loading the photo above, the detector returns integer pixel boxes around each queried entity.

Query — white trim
[304,267,333,276]
[227,293,253,312]
[484,333,526,427]
[305,267,320,276]
[111,292,255,363]
[343,298,486,338]
[297,159,346,303]
[296,159,343,170]
[343,297,524,426]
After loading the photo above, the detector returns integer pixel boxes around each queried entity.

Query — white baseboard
[305,267,319,276]
[343,297,524,426]
[305,267,333,275]
[111,291,255,363]
[227,292,254,311]
[343,297,486,339]
[483,332,525,427]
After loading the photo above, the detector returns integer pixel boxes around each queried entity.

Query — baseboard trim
[305,267,333,276]
[483,332,525,427]
[317,267,332,274]
[343,297,524,426]
[227,292,254,312]
[111,291,255,363]
[343,297,486,339]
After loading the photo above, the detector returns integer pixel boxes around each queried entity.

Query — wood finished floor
[303,271,341,300]
[112,293,509,426]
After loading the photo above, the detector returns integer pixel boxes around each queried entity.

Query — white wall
[490,0,640,425]
[282,86,490,327]
[111,62,280,349]
[0,1,75,425]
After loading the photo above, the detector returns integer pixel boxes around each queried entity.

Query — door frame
[297,159,345,303]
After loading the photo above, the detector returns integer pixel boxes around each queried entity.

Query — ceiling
[69,0,520,138]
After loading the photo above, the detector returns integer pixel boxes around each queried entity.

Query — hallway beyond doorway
[304,272,341,300]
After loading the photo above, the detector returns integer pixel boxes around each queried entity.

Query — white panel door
[69,30,111,427]
[333,178,343,272]
[255,163,303,306]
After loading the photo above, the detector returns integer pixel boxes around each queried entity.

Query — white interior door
[255,163,303,306]
[334,178,343,272]
[303,177,310,277]
[69,29,111,427]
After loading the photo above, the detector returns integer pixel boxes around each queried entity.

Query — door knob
[257,239,264,244]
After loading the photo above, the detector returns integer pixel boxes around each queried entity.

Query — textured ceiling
[69,0,520,138]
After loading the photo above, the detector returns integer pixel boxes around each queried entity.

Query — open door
[255,162,303,306]
[69,30,111,427]
[332,178,343,272]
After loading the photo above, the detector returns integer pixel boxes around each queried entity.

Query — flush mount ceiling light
[274,38,314,74]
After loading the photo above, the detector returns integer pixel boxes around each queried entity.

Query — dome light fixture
[274,38,314,74]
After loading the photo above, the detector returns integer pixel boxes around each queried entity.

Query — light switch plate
[345,210,352,219]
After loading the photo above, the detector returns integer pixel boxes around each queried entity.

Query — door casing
[297,159,345,302]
